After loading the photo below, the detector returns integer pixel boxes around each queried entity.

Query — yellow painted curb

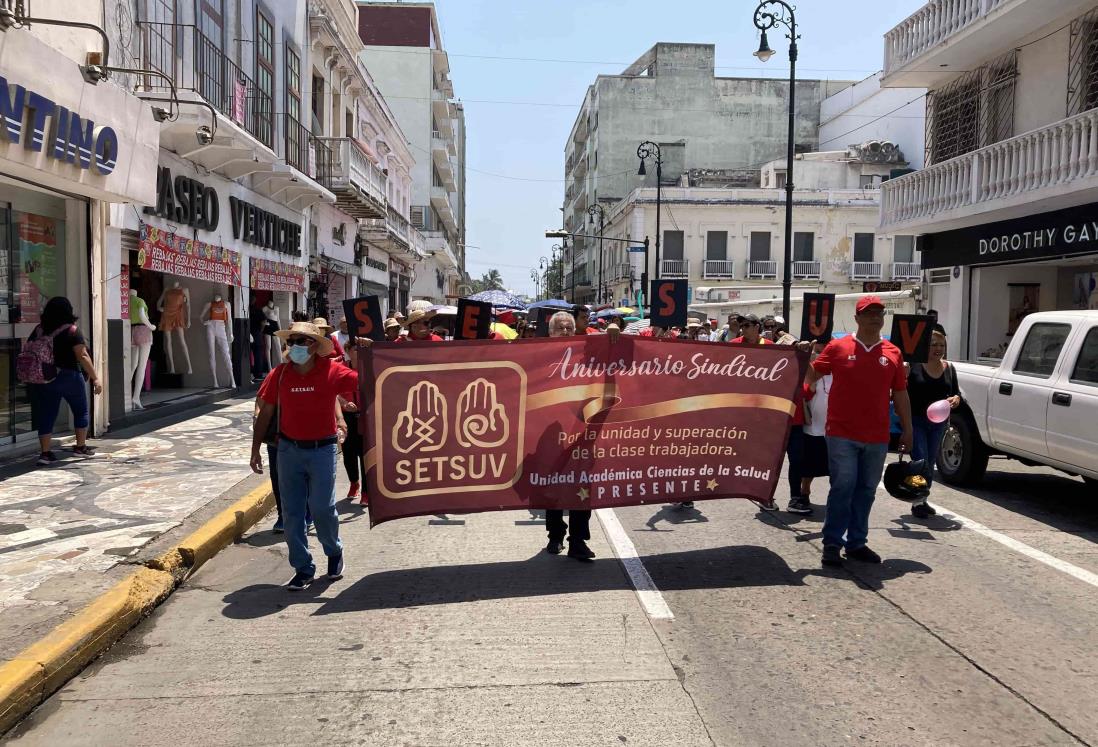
[0,484,274,735]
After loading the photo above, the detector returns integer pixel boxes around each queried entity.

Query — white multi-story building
[308,0,424,316]
[562,43,852,306]
[598,147,922,331]
[358,1,465,306]
[879,0,1098,360]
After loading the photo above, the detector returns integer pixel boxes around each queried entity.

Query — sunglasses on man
[286,336,316,346]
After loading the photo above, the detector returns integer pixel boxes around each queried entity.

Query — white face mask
[697,332,710,341]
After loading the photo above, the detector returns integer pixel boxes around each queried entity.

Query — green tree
[468,269,505,294]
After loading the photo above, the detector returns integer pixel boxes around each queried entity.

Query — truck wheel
[938,413,989,486]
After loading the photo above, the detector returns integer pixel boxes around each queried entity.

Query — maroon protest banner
[362,336,807,525]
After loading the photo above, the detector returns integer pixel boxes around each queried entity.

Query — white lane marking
[879,480,1098,587]
[928,501,1098,589]
[595,508,675,620]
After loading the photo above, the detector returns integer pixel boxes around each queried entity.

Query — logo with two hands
[378,361,526,500]
[392,378,510,453]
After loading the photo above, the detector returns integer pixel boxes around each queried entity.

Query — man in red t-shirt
[251,321,359,590]
[805,296,912,567]
[574,306,599,335]
[730,314,774,345]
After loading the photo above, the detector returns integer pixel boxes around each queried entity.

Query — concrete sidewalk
[0,398,266,667]
[7,503,713,746]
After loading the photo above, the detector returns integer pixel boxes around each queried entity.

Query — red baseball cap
[497,310,516,325]
[856,295,885,313]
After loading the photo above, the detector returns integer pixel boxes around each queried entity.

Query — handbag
[256,365,284,445]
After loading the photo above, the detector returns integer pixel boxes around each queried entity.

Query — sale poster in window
[17,213,64,324]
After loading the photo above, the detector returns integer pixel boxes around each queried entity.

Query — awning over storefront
[138,222,242,286]
[250,257,305,293]
[0,30,159,204]
[923,202,1098,268]
[360,279,388,297]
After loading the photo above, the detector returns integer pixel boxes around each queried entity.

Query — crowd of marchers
[18,291,959,591]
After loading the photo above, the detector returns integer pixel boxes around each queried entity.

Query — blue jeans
[823,436,888,550]
[277,440,341,576]
[268,442,312,524]
[30,369,89,437]
[911,416,947,488]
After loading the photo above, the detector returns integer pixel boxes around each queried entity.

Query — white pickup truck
[938,311,1098,488]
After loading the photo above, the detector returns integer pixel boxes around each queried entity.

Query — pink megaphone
[926,399,952,424]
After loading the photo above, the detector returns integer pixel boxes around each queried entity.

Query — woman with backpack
[25,297,101,466]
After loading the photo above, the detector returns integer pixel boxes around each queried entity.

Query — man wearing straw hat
[312,317,345,360]
[397,308,443,342]
[251,321,359,590]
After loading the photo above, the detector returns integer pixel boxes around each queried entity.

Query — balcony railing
[315,137,387,218]
[892,262,922,280]
[851,261,883,280]
[748,260,777,278]
[702,260,735,279]
[282,113,331,185]
[660,259,689,278]
[138,22,274,148]
[884,0,986,75]
[881,107,1098,229]
[792,260,821,279]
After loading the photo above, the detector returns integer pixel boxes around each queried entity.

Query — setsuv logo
[376,362,527,499]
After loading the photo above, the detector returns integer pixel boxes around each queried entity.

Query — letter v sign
[890,314,933,363]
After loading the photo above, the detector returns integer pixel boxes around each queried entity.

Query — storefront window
[0,201,69,441]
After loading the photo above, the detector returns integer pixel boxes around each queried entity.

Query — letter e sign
[342,296,384,342]
[650,279,687,329]
[455,298,492,339]
[890,314,933,363]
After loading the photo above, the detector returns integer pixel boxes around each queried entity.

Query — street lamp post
[551,243,563,298]
[752,0,798,323]
[637,141,663,282]
[587,203,606,305]
[567,236,575,302]
[539,256,549,301]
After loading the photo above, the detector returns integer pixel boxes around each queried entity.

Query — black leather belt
[280,434,338,449]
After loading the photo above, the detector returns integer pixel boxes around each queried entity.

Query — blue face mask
[288,344,312,364]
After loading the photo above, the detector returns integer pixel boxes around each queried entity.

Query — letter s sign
[342,295,384,341]
[650,279,687,329]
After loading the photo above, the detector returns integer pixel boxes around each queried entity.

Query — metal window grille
[1068,8,1098,115]
[926,51,1016,166]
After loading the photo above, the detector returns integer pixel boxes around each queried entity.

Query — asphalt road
[7,454,1097,746]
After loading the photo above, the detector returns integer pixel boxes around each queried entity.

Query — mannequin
[201,293,236,388]
[262,299,281,371]
[157,281,192,375]
[128,289,156,410]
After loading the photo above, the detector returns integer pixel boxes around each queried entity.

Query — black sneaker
[70,444,96,457]
[35,451,59,467]
[845,545,882,564]
[786,496,813,515]
[822,545,843,567]
[327,553,345,581]
[757,498,779,512]
[546,539,564,555]
[676,501,695,510]
[911,502,936,519]
[567,540,596,562]
[286,571,314,590]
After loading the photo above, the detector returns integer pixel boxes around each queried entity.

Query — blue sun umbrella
[526,298,573,311]
[465,289,528,310]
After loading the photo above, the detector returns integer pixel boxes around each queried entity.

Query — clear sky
[429,0,925,297]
